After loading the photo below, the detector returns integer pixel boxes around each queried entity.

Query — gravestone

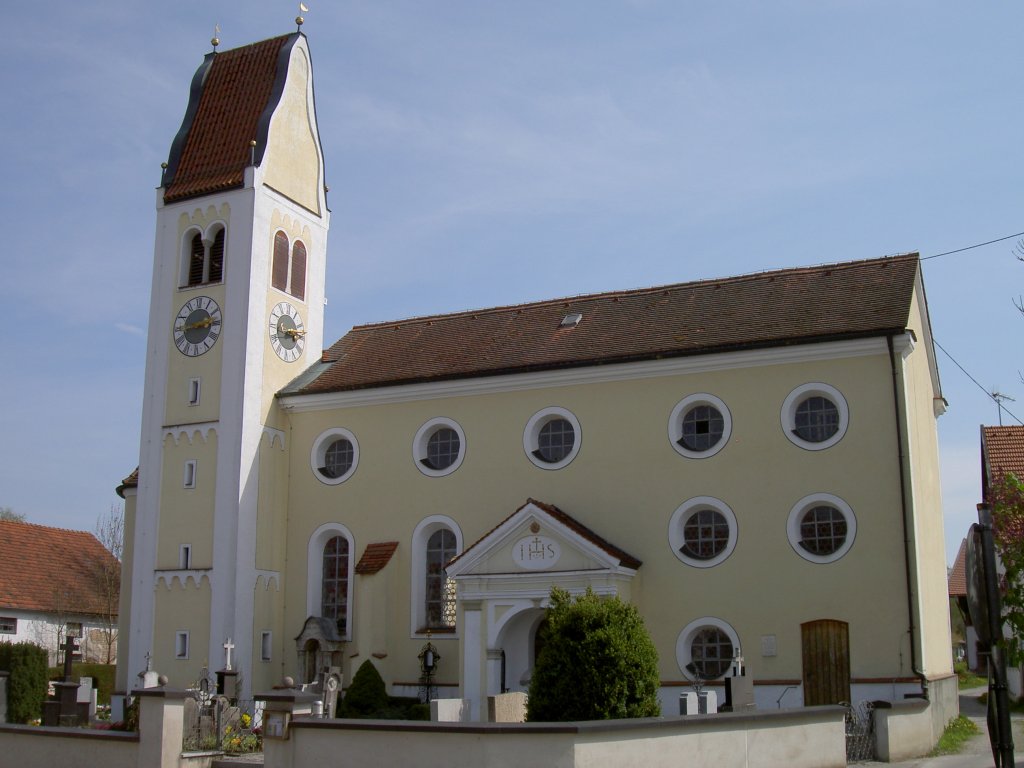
[724,675,755,711]
[77,677,97,721]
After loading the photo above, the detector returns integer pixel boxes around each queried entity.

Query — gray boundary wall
[268,706,848,768]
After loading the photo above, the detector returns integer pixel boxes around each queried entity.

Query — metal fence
[181,670,263,755]
[845,700,876,762]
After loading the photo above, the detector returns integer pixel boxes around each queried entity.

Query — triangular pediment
[445,499,641,579]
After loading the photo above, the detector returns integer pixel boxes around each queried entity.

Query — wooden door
[801,619,851,705]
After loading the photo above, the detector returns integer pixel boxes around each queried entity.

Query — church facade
[117,31,955,720]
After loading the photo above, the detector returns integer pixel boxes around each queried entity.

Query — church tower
[119,31,329,697]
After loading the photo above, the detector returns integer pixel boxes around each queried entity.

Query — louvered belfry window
[188,233,205,285]
[208,229,225,282]
[272,231,290,291]
[291,240,307,301]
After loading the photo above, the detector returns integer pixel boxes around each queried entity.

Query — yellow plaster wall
[153,578,212,683]
[281,349,918,687]
[157,430,217,568]
[256,429,289,571]
[902,288,953,678]
[252,574,283,692]
[115,493,137,691]
[262,44,321,215]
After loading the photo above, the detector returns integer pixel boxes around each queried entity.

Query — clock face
[173,296,222,357]
[269,301,306,362]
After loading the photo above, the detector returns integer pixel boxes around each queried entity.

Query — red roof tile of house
[983,425,1024,487]
[295,253,921,396]
[355,542,399,575]
[116,467,139,498]
[949,538,967,597]
[0,520,120,617]
[163,34,294,203]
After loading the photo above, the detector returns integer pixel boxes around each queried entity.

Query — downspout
[888,334,928,692]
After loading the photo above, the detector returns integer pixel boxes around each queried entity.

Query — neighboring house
[947,539,973,667]
[116,30,955,721]
[0,520,120,665]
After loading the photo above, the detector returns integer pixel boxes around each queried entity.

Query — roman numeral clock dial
[173,296,222,357]
[269,302,306,363]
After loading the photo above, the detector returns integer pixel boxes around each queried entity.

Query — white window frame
[306,523,355,641]
[523,406,582,470]
[668,393,732,459]
[668,496,738,569]
[260,631,273,662]
[188,377,201,406]
[310,427,360,485]
[781,382,849,451]
[410,515,463,637]
[183,460,197,489]
[787,492,857,564]
[175,631,190,660]
[412,417,466,478]
[676,617,740,681]
[179,544,192,570]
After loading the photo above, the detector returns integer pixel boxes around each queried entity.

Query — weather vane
[211,24,220,51]
[297,3,309,31]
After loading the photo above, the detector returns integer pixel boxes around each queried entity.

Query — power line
[933,338,1023,426]
[922,230,1024,261]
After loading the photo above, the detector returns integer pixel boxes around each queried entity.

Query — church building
[116,29,955,720]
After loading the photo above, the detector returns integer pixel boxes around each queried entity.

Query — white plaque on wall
[512,535,561,570]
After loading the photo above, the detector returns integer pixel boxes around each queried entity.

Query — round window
[668,497,737,568]
[794,396,839,443]
[535,418,575,463]
[413,418,466,477]
[676,617,740,682]
[424,427,461,471]
[524,408,582,470]
[669,394,732,459]
[787,493,857,563]
[781,383,849,451]
[310,428,359,485]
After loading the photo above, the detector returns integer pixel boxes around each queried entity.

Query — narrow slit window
[175,631,190,659]
[188,378,201,406]
[183,460,197,489]
[261,631,272,662]
[179,544,192,569]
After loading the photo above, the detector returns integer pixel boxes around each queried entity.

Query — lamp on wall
[418,632,441,703]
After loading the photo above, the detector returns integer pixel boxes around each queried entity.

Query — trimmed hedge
[48,662,116,705]
[527,587,661,722]
[338,660,389,718]
[0,641,49,723]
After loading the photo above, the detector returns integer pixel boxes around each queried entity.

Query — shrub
[0,641,49,723]
[338,660,390,718]
[527,587,661,722]
[47,662,116,705]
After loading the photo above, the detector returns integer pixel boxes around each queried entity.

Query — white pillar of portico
[461,600,484,721]
[487,649,504,697]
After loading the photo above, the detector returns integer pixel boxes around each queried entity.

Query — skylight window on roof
[560,313,582,328]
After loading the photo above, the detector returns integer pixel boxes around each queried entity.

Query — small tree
[92,505,123,664]
[991,472,1024,664]
[338,660,390,718]
[0,507,25,522]
[527,587,660,722]
[0,641,49,723]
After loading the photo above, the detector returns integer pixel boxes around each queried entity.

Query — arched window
[321,536,350,634]
[307,523,354,640]
[208,228,225,283]
[272,231,289,292]
[411,516,463,635]
[188,233,204,286]
[425,529,457,629]
[291,240,307,301]
[182,227,226,287]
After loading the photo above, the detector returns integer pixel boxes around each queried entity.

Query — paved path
[859,686,1023,768]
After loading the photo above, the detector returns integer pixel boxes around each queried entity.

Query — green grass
[930,715,981,756]
[955,660,987,689]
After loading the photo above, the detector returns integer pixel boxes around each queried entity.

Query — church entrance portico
[446,499,641,721]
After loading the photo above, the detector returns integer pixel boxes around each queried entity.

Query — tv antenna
[991,391,1016,426]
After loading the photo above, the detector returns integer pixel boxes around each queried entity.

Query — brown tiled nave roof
[0,520,119,616]
[163,34,294,203]
[296,253,921,396]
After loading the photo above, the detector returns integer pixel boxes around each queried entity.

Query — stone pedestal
[216,669,239,701]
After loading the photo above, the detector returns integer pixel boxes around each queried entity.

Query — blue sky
[1,2,1021,566]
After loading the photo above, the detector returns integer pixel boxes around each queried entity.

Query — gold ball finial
[212,23,220,50]
[161,162,168,170]
[249,140,257,148]
[296,15,304,27]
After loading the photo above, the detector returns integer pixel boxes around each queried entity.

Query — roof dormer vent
[560,312,583,328]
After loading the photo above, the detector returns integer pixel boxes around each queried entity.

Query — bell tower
[120,31,329,697]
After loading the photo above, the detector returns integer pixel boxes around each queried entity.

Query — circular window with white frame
[676,617,740,682]
[669,393,732,458]
[523,407,582,470]
[787,492,857,564]
[668,496,738,568]
[781,382,849,451]
[413,417,466,477]
[310,428,359,485]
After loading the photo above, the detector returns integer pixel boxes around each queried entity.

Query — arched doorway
[493,607,546,693]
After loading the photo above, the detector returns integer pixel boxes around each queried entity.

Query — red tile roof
[163,34,294,203]
[296,254,921,396]
[116,467,139,499]
[983,425,1024,487]
[0,520,120,616]
[948,538,967,597]
[354,542,399,575]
